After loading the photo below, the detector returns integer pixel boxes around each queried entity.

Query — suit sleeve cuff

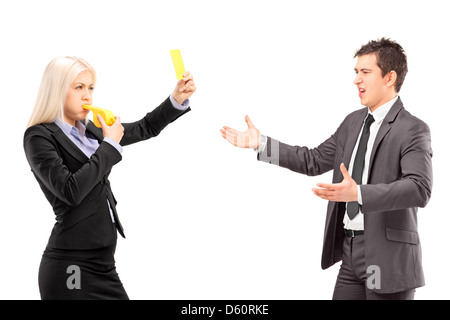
[103,137,123,154]
[254,134,268,153]
[170,94,190,111]
[256,136,280,166]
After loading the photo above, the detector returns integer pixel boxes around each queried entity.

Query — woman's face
[64,71,94,126]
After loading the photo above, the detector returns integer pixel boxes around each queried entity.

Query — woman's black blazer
[24,97,190,250]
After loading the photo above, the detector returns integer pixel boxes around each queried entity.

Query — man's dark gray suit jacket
[258,97,432,294]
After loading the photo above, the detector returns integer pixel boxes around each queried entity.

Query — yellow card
[170,49,185,80]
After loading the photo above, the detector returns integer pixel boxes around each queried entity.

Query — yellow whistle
[82,105,116,128]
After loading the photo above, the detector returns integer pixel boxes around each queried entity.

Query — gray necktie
[347,114,375,219]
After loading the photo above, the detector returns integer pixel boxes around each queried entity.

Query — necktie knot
[365,114,375,126]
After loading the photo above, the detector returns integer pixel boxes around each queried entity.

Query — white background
[1,0,449,300]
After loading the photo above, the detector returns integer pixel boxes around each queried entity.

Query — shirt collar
[74,120,87,136]
[55,118,87,137]
[368,95,399,124]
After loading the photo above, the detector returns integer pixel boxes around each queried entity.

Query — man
[220,38,432,300]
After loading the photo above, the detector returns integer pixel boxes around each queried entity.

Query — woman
[23,56,195,299]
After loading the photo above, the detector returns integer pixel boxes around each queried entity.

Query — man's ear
[385,70,397,90]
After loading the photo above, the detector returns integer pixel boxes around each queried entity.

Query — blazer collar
[367,96,404,178]
[341,96,404,173]
[381,96,403,124]
[41,120,104,164]
[41,122,88,163]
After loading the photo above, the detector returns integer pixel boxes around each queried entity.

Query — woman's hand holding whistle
[97,114,124,144]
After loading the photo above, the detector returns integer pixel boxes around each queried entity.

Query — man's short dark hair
[354,38,408,92]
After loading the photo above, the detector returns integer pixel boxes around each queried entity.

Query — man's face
[354,54,393,111]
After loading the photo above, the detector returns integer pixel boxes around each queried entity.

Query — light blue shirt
[55,118,122,156]
[55,94,190,222]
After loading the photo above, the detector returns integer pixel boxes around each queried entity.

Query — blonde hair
[27,56,96,128]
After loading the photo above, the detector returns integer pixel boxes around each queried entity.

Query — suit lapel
[367,97,404,178]
[342,108,368,169]
[42,122,89,164]
[43,120,105,164]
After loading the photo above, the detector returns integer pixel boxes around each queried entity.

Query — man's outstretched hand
[220,115,260,149]
[312,163,358,202]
